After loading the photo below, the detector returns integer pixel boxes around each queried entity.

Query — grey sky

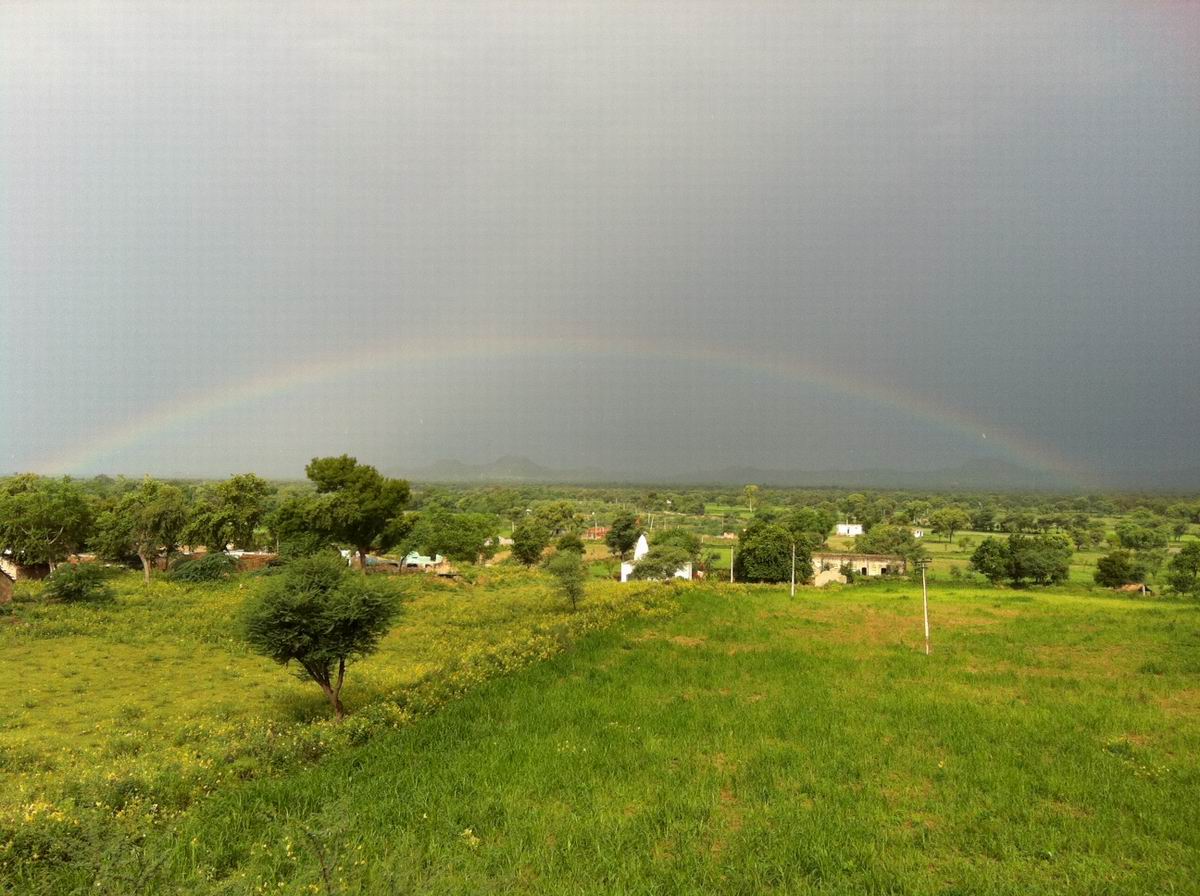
[3,2,1197,484]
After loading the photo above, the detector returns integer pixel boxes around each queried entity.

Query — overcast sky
[3,2,1197,484]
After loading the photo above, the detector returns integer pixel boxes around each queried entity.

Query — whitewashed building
[835,523,864,537]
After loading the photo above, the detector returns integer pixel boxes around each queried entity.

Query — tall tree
[183,473,272,551]
[733,520,798,583]
[0,475,93,571]
[97,478,188,582]
[605,511,640,560]
[510,518,551,566]
[305,456,410,572]
[929,507,971,545]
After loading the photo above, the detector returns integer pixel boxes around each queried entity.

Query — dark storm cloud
[2,2,1197,482]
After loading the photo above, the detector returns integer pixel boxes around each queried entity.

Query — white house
[620,533,692,583]
[911,528,925,539]
[835,523,863,537]
[402,551,445,570]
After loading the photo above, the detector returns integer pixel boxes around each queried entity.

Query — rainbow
[34,329,1093,486]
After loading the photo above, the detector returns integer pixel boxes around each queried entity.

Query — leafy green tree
[266,493,331,558]
[1164,542,1200,597]
[970,537,1010,585]
[855,525,925,564]
[545,548,586,611]
[554,532,585,555]
[183,473,271,551]
[96,478,188,582]
[510,518,551,566]
[630,545,693,582]
[929,507,971,545]
[649,527,701,564]
[532,501,581,536]
[780,507,835,542]
[241,554,400,720]
[0,475,93,571]
[605,512,640,560]
[305,456,410,572]
[1093,550,1148,588]
[972,534,1071,587]
[410,509,498,564]
[733,520,794,583]
[1114,521,1168,552]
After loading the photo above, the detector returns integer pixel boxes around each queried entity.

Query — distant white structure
[835,523,863,537]
[402,551,445,570]
[912,528,925,539]
[620,533,692,583]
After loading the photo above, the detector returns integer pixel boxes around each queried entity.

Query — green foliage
[305,455,410,565]
[94,478,188,580]
[169,553,238,584]
[0,475,92,566]
[182,473,270,551]
[1164,542,1200,597]
[510,518,551,566]
[265,494,330,558]
[970,534,1071,587]
[605,512,640,559]
[1115,520,1169,552]
[1093,550,1148,588]
[554,532,585,555]
[630,545,692,581]
[545,549,586,610]
[929,507,971,543]
[733,520,794,583]
[531,501,581,536]
[649,527,701,562]
[241,554,401,719]
[42,563,114,603]
[779,506,836,541]
[854,524,925,563]
[410,509,499,564]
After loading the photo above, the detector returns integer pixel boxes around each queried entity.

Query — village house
[810,551,906,586]
[835,523,863,537]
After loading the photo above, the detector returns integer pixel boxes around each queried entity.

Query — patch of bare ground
[669,635,706,648]
[710,786,744,855]
[1157,688,1200,718]
[1028,644,1132,677]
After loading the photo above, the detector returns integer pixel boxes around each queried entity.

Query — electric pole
[790,541,796,597]
[917,557,931,655]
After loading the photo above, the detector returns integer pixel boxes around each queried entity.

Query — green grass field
[4,573,1199,894]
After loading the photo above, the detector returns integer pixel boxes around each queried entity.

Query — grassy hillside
[5,573,1199,893]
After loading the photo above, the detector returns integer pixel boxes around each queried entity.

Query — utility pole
[917,557,931,655]
[790,541,796,598]
[730,544,735,584]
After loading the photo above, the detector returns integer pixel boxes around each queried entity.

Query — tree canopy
[241,554,400,720]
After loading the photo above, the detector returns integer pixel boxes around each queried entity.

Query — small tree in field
[510,518,550,566]
[546,549,586,611]
[241,554,400,720]
[605,512,640,560]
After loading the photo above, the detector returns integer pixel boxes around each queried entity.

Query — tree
[305,456,410,572]
[1114,521,1168,553]
[0,475,93,571]
[241,554,400,720]
[266,493,332,558]
[96,478,188,582]
[649,527,701,564]
[183,473,271,551]
[531,501,581,536]
[630,545,693,582]
[855,525,925,564]
[409,509,498,564]
[1094,550,1148,588]
[733,520,795,583]
[929,507,971,545]
[554,532,585,555]
[1164,542,1200,597]
[510,518,551,566]
[605,512,640,560]
[743,484,760,513]
[545,549,586,611]
[780,507,835,542]
[970,537,1010,585]
[971,534,1070,587]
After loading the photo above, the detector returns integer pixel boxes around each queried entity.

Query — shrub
[42,564,114,603]
[169,553,238,583]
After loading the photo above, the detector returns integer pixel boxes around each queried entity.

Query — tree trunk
[321,658,347,721]
[139,552,152,583]
[358,547,369,575]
